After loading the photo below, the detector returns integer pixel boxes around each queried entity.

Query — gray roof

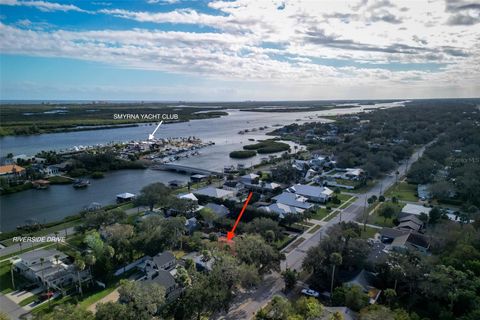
[204,203,229,217]
[398,214,423,227]
[397,221,421,231]
[193,186,234,199]
[288,184,333,198]
[152,251,175,269]
[143,269,176,289]
[380,227,408,239]
[272,192,313,209]
[18,249,66,264]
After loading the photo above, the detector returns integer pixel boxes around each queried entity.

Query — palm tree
[85,254,96,284]
[330,252,342,299]
[74,258,86,296]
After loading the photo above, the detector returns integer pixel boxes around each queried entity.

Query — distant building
[0,164,26,182]
[259,202,305,219]
[116,192,136,203]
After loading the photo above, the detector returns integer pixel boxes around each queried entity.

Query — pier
[151,163,223,177]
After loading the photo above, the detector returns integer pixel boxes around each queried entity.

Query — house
[397,215,423,232]
[139,251,180,300]
[116,192,135,203]
[400,203,432,217]
[239,173,259,184]
[185,217,198,233]
[287,184,333,203]
[379,228,430,253]
[344,269,381,304]
[391,232,430,253]
[272,192,313,210]
[222,180,243,192]
[0,164,26,181]
[13,154,46,164]
[242,180,281,192]
[417,184,431,201]
[344,168,364,180]
[193,186,234,200]
[190,174,208,182]
[44,165,60,177]
[204,202,230,218]
[13,249,89,290]
[168,180,186,188]
[177,192,198,202]
[259,202,305,219]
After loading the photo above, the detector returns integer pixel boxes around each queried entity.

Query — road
[221,142,434,319]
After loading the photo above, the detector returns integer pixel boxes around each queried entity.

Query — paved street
[222,142,433,319]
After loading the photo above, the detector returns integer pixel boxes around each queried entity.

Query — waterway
[0,101,406,232]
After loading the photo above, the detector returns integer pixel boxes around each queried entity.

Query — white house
[272,192,313,210]
[400,203,432,217]
[259,203,305,219]
[287,184,333,203]
[193,187,234,200]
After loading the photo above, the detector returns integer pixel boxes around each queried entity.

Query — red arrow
[227,192,253,241]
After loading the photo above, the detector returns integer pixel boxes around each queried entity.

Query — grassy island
[243,140,290,154]
[229,150,257,158]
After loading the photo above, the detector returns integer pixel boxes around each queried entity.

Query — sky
[0,0,479,101]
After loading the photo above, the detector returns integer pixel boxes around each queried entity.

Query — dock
[151,163,223,177]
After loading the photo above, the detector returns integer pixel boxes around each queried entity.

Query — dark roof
[143,269,176,289]
[397,221,421,231]
[406,233,429,249]
[379,227,408,239]
[398,214,423,226]
[152,251,175,269]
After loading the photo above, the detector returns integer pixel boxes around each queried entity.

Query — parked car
[301,288,320,298]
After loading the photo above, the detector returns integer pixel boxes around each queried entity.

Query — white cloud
[0,0,89,12]
[0,0,479,99]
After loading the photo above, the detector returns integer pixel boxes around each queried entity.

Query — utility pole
[363,195,368,231]
[10,265,15,290]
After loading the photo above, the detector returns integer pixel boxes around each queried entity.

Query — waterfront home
[272,192,313,210]
[13,249,89,291]
[168,180,187,188]
[287,184,333,203]
[193,186,234,200]
[116,192,136,203]
[0,164,26,182]
[44,165,60,177]
[400,203,432,217]
[190,174,208,182]
[13,154,46,164]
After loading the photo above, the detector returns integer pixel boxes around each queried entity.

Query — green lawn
[77,285,118,309]
[307,225,321,234]
[360,226,380,239]
[311,208,331,220]
[274,235,295,250]
[324,210,339,222]
[0,261,28,294]
[348,180,375,194]
[367,202,403,227]
[19,294,39,307]
[385,182,418,202]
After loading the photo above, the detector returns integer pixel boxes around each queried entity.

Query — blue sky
[0,0,479,100]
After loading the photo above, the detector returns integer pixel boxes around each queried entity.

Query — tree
[268,296,292,320]
[345,285,369,311]
[384,288,397,308]
[235,234,283,274]
[95,302,129,320]
[330,311,345,320]
[118,280,165,318]
[282,268,297,292]
[428,207,442,225]
[74,258,85,295]
[135,182,172,211]
[245,217,283,241]
[379,204,396,222]
[295,297,323,320]
[33,304,94,320]
[330,253,342,296]
[199,207,217,227]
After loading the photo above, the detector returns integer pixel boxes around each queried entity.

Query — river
[0,101,406,232]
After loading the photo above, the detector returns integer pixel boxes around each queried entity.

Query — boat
[224,165,238,173]
[73,179,90,188]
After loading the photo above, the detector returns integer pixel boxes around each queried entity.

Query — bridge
[151,163,223,177]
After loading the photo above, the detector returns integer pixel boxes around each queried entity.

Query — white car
[301,288,320,298]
